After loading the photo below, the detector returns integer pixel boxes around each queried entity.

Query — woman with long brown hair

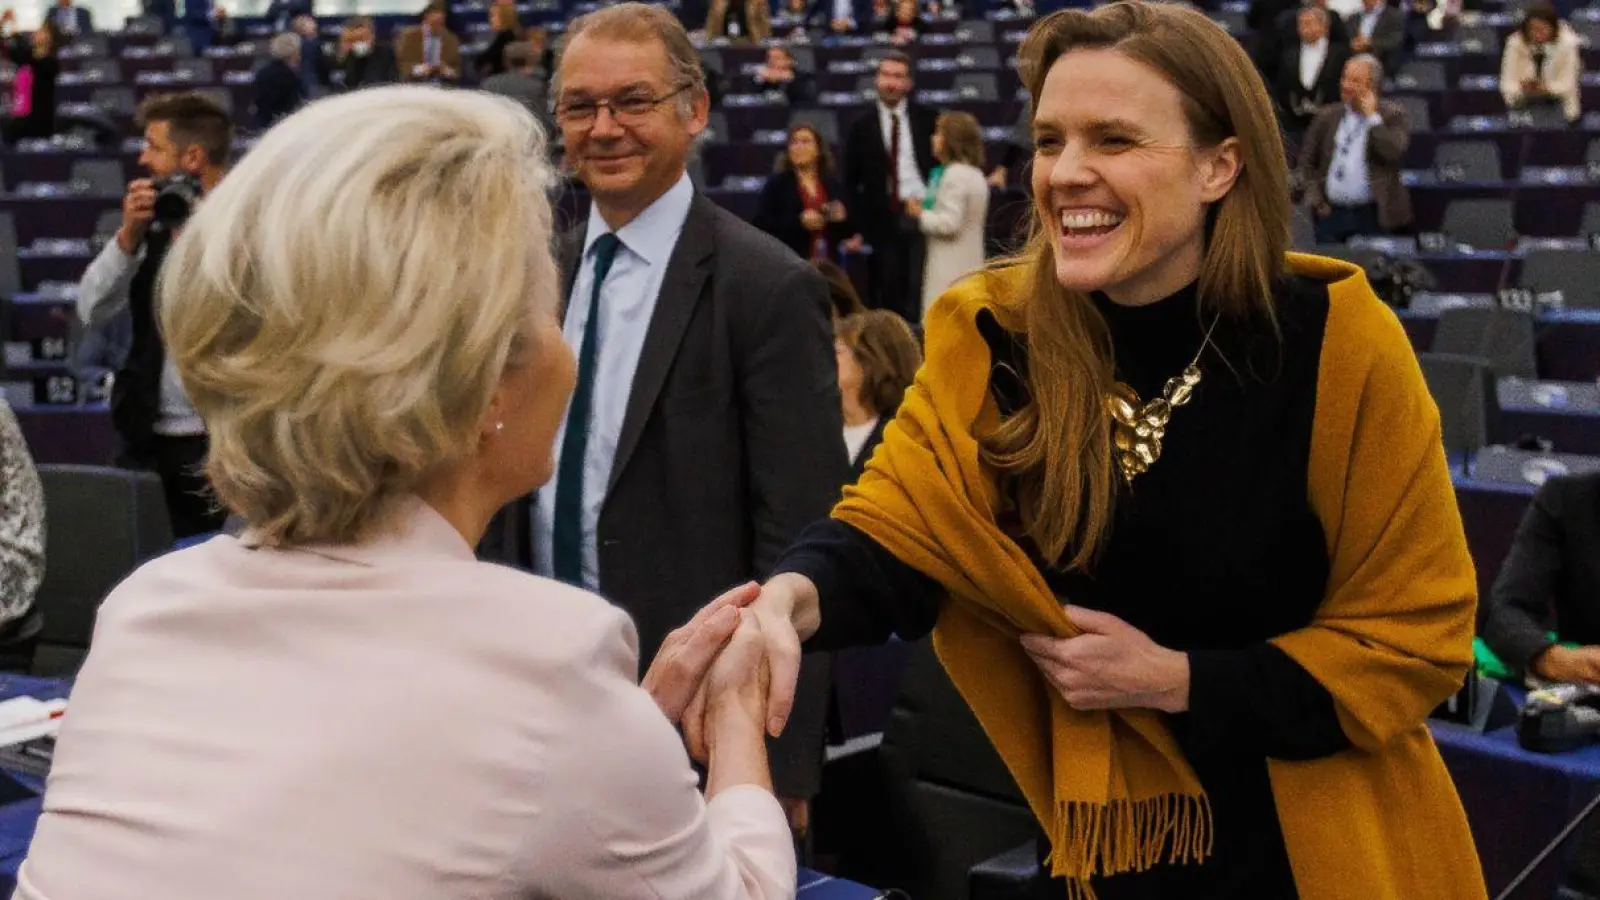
[754,124,856,262]
[692,3,1485,898]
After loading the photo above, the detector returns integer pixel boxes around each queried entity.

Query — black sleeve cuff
[772,519,943,652]
[1174,643,1351,762]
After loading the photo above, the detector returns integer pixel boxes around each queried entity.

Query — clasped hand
[1021,606,1191,714]
[642,582,774,759]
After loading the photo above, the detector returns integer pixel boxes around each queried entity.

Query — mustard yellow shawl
[833,253,1487,899]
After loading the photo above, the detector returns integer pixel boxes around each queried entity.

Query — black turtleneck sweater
[774,274,1351,898]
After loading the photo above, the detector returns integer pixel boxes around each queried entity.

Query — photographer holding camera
[77,92,231,538]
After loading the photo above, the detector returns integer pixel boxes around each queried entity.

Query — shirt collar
[1305,37,1328,54]
[879,100,905,119]
[583,171,694,267]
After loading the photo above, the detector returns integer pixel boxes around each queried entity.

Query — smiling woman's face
[1029,47,1240,305]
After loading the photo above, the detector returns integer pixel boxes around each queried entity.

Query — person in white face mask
[336,16,398,91]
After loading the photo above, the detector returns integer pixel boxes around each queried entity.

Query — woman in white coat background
[907,110,990,318]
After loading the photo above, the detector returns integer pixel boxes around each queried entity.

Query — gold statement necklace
[1105,313,1221,485]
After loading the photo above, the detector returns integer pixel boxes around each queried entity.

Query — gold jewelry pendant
[1106,365,1204,485]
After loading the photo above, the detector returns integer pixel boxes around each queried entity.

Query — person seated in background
[1275,7,1349,141]
[906,110,988,318]
[1298,54,1412,243]
[252,33,306,128]
[754,45,818,104]
[864,0,893,33]
[888,0,920,44]
[1345,0,1404,74]
[16,86,796,900]
[1501,1,1582,124]
[480,42,549,130]
[0,18,62,147]
[46,0,89,36]
[0,397,44,674]
[706,0,772,41]
[755,123,857,262]
[396,3,460,84]
[1480,472,1600,683]
[834,309,921,477]
[336,16,398,90]
[475,0,522,79]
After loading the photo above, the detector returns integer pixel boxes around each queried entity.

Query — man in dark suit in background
[1256,0,1348,88]
[843,50,935,320]
[1345,0,1406,74]
[480,1,846,835]
[1276,7,1349,140]
[335,16,399,91]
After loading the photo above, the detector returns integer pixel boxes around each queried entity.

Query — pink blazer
[16,499,794,900]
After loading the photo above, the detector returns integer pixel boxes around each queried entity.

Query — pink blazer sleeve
[517,608,796,899]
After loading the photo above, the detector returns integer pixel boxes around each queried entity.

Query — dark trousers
[866,221,925,322]
[1312,202,1382,245]
[152,434,226,539]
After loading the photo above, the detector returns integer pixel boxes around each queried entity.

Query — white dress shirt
[877,100,927,203]
[534,173,695,588]
[1357,7,1382,39]
[831,0,855,22]
[76,238,204,437]
[1299,37,1329,91]
[1325,107,1382,206]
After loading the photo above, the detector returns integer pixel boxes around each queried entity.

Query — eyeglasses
[556,84,691,128]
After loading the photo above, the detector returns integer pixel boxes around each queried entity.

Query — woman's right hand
[800,209,826,232]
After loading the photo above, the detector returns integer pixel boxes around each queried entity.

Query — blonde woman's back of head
[160,86,560,548]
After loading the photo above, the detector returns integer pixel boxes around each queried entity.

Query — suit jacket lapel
[606,193,715,494]
[558,224,585,318]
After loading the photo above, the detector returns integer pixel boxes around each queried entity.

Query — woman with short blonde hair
[19,86,795,900]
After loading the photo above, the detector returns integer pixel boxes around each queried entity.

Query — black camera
[1518,683,1600,753]
[150,173,202,232]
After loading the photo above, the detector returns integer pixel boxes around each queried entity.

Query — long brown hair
[981,2,1288,570]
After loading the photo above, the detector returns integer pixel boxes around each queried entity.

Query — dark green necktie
[552,233,621,585]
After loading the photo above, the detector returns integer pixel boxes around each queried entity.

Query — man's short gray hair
[1348,52,1383,84]
[1298,5,1328,24]
[557,2,707,111]
[269,32,300,62]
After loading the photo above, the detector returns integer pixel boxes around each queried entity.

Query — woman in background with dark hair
[0,17,63,146]
[1501,0,1581,122]
[755,124,857,261]
[812,258,866,324]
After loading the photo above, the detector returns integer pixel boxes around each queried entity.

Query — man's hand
[987,166,1008,189]
[800,209,826,231]
[1357,88,1379,118]
[1352,34,1372,52]
[117,178,156,255]
[1021,606,1191,713]
[641,581,761,724]
[1534,645,1600,684]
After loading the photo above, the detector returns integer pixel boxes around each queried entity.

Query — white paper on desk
[0,697,66,748]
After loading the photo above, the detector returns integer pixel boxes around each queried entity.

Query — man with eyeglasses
[480,0,846,855]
